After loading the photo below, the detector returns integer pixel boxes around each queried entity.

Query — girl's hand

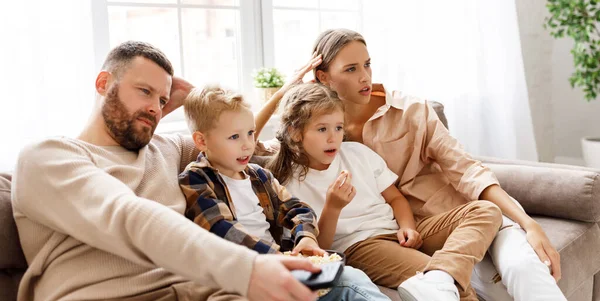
[325,170,355,210]
[291,237,327,256]
[397,228,423,249]
[524,221,561,282]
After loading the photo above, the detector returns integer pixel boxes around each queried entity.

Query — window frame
[91,0,362,134]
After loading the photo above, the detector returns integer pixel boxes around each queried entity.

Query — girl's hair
[312,28,367,83]
[183,84,250,133]
[267,83,345,185]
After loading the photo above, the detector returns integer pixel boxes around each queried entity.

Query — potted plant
[252,67,285,104]
[545,0,600,168]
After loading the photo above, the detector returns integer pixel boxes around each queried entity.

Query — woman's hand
[524,221,561,282]
[276,52,322,98]
[255,53,322,139]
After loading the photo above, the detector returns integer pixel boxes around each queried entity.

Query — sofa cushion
[0,270,24,301]
[533,216,600,297]
[0,173,26,269]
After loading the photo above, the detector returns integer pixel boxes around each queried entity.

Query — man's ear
[316,70,329,85]
[95,71,112,96]
[192,131,208,152]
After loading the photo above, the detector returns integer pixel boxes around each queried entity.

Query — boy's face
[300,109,345,171]
[200,108,256,179]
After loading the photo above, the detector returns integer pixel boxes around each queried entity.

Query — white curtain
[362,0,538,161]
[0,0,96,171]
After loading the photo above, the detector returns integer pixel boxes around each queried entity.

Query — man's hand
[524,221,562,282]
[247,255,320,301]
[397,228,423,249]
[291,237,327,256]
[163,76,194,118]
[325,170,355,211]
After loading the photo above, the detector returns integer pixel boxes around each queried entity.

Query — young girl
[267,83,503,301]
[257,29,566,301]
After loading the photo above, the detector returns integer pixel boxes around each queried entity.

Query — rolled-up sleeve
[420,102,500,200]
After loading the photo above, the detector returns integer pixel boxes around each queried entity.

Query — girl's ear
[192,131,208,152]
[288,126,302,143]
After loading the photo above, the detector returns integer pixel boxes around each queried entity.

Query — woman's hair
[183,84,250,133]
[312,28,367,83]
[267,83,345,185]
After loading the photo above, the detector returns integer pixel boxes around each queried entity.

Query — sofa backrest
[0,173,26,301]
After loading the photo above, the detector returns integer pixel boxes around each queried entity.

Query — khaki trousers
[105,282,247,301]
[344,201,502,301]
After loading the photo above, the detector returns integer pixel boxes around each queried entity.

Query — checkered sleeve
[179,168,280,254]
[266,171,319,245]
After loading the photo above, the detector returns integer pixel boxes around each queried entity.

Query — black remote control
[291,261,344,291]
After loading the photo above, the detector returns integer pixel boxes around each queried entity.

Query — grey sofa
[2,107,600,300]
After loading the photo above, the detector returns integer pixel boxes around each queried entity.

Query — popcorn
[283,252,343,297]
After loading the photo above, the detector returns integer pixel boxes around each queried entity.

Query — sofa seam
[592,173,599,223]
[566,266,600,297]
[556,222,598,253]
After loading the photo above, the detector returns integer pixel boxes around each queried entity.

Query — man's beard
[101,84,157,151]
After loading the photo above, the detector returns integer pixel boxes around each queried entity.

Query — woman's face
[319,41,372,105]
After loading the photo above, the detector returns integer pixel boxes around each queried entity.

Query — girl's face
[318,41,372,105]
[299,109,345,171]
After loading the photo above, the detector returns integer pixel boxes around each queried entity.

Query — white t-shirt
[221,173,275,243]
[285,142,400,252]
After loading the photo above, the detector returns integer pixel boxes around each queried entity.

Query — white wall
[515,0,600,165]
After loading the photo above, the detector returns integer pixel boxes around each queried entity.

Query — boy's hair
[184,85,251,133]
[312,29,366,83]
[267,83,344,185]
[102,41,174,79]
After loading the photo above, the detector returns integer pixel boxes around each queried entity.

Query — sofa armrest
[476,156,600,223]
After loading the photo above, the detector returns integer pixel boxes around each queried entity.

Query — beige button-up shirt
[363,84,499,221]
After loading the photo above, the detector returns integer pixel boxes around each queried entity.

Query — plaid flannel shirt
[179,154,319,254]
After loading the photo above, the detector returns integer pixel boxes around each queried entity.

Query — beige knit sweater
[11,134,257,301]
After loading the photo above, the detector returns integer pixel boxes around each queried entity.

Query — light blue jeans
[319,266,392,301]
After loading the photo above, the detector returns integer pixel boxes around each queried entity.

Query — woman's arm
[254,53,322,139]
[255,89,285,139]
[480,184,561,282]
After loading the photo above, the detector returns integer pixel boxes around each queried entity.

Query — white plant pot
[255,87,281,105]
[581,137,600,169]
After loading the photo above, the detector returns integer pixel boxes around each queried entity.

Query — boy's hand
[325,170,355,210]
[248,254,319,301]
[291,237,327,256]
[397,228,423,249]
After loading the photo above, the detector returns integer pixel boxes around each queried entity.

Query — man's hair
[101,41,174,78]
[184,85,251,133]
